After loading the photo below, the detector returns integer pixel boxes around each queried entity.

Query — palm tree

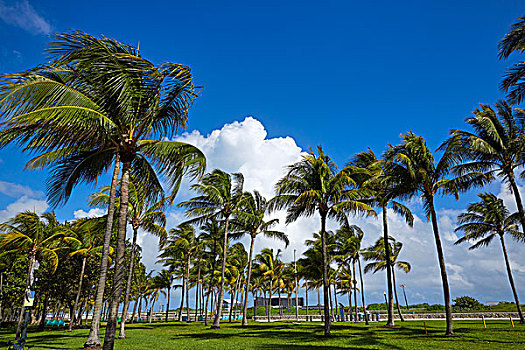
[0,32,206,349]
[333,224,368,324]
[444,101,525,234]
[90,178,169,338]
[362,236,411,321]
[160,224,201,322]
[179,169,245,329]
[65,218,110,332]
[386,133,459,336]
[0,211,78,338]
[254,248,284,322]
[455,193,525,324]
[270,146,374,336]
[232,191,288,326]
[155,269,175,322]
[498,15,525,104]
[350,148,414,326]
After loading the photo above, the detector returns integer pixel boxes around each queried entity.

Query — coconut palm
[231,191,288,326]
[386,133,459,336]
[0,211,78,338]
[0,32,205,349]
[362,236,411,321]
[444,101,525,234]
[270,145,374,336]
[160,224,201,322]
[455,193,525,324]
[65,218,110,332]
[350,148,414,326]
[254,248,284,322]
[498,15,525,104]
[179,170,245,329]
[334,224,369,324]
[90,178,169,338]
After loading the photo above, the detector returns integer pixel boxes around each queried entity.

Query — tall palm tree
[0,211,78,337]
[455,193,525,324]
[232,190,288,326]
[386,133,459,336]
[444,101,525,234]
[160,224,201,322]
[65,218,110,332]
[179,169,245,329]
[90,178,169,338]
[254,248,284,322]
[333,224,369,324]
[362,236,411,321]
[498,15,525,104]
[350,148,414,326]
[0,32,206,349]
[270,146,374,336]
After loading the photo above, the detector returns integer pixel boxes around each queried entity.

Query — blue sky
[1,0,525,306]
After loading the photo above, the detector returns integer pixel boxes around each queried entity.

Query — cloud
[73,208,106,219]
[0,0,51,35]
[0,196,48,223]
[73,117,525,308]
[0,180,43,198]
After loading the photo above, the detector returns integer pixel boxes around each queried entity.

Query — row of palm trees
[0,14,524,346]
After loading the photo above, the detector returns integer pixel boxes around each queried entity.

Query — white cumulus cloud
[0,180,43,198]
[73,208,106,219]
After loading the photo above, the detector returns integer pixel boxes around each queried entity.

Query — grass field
[0,320,523,349]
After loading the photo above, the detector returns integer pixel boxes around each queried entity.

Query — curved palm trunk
[69,256,87,332]
[85,157,120,348]
[429,201,453,336]
[499,234,525,323]
[212,217,230,329]
[165,285,171,322]
[242,234,255,326]
[16,253,35,339]
[357,258,369,325]
[508,173,525,234]
[391,268,405,321]
[103,160,131,350]
[319,213,331,336]
[118,227,139,338]
[382,205,395,327]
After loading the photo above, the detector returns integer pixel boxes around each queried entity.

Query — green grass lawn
[0,320,523,349]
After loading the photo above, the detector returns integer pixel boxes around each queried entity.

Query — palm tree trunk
[178,278,185,322]
[69,256,87,332]
[328,282,333,320]
[392,268,405,321]
[242,234,255,326]
[278,288,282,319]
[347,292,351,322]
[0,272,3,322]
[357,257,369,325]
[38,296,48,331]
[333,282,338,321]
[204,285,211,327]
[508,172,525,233]
[305,281,309,319]
[212,216,230,329]
[267,285,272,322]
[85,156,120,348]
[319,213,331,336]
[499,234,525,323]
[382,204,395,327]
[16,252,35,339]
[118,226,139,338]
[186,254,191,322]
[352,260,358,322]
[103,160,131,350]
[429,200,453,336]
[195,261,201,321]
[165,286,171,322]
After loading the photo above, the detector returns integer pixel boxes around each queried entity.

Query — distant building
[486,301,504,306]
[223,299,240,309]
[255,297,304,308]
